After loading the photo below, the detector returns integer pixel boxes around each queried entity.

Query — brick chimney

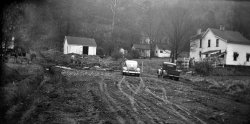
[219,25,225,31]
[197,28,202,35]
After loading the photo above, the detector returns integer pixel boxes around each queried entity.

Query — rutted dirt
[59,68,250,124]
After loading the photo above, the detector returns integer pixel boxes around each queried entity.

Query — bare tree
[161,5,194,62]
[140,0,163,58]
[110,0,118,34]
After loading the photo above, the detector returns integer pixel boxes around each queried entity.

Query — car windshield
[125,61,138,68]
[163,64,176,70]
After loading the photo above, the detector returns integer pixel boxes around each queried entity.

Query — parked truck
[157,62,180,81]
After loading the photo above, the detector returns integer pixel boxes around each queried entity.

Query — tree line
[2,0,250,60]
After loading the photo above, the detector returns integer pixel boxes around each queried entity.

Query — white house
[190,27,250,66]
[132,44,150,58]
[154,44,171,58]
[64,36,97,55]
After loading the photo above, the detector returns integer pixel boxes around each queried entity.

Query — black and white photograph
[1,0,250,123]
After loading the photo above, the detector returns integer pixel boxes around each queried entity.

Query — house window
[216,39,219,47]
[200,39,202,48]
[246,53,250,62]
[208,39,211,47]
[160,50,163,53]
[233,52,239,61]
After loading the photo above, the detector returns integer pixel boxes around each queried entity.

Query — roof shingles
[209,28,250,45]
[66,36,97,46]
[133,44,150,50]
[155,44,170,50]
[190,28,250,45]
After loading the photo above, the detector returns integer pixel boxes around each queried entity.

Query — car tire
[158,75,163,78]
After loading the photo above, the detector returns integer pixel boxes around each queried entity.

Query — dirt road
[58,69,250,124]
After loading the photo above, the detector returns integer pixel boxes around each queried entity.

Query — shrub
[212,68,235,76]
[129,49,140,59]
[124,53,133,59]
[194,60,213,76]
[30,53,36,61]
[39,50,71,65]
[111,51,123,60]
[97,47,105,57]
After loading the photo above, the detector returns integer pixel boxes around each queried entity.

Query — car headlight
[137,68,140,72]
[157,69,161,74]
[163,70,166,73]
[123,67,127,70]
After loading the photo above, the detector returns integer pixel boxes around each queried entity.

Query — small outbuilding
[154,44,171,58]
[132,44,151,58]
[63,36,97,55]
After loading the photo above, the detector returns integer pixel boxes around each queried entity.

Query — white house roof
[155,44,170,50]
[204,28,250,45]
[65,36,97,46]
[190,32,205,41]
[132,44,150,50]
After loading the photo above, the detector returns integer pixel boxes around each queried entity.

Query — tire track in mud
[118,76,138,113]
[68,68,206,123]
[60,68,249,123]
[124,77,161,124]
[144,79,207,124]
[124,77,145,95]
[118,76,183,123]
[98,77,125,124]
[99,76,143,124]
[119,76,207,124]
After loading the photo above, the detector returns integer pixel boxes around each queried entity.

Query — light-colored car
[122,60,140,77]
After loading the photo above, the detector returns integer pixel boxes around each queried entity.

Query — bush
[212,68,235,76]
[194,61,213,76]
[30,53,36,61]
[111,51,123,60]
[97,47,105,57]
[39,49,71,65]
[124,53,133,59]
[129,49,140,59]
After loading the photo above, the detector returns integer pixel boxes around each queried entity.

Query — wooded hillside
[2,0,250,57]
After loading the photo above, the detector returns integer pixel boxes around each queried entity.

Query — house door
[83,46,89,55]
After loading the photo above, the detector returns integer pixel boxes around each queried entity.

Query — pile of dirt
[39,50,122,71]
[39,49,71,65]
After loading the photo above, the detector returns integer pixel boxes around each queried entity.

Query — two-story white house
[190,27,250,66]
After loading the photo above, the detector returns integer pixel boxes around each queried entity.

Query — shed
[64,36,97,55]
[154,44,171,58]
[132,44,151,57]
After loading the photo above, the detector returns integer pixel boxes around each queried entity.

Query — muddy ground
[35,67,250,124]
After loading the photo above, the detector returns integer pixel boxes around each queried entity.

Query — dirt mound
[1,64,22,85]
[39,49,121,70]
